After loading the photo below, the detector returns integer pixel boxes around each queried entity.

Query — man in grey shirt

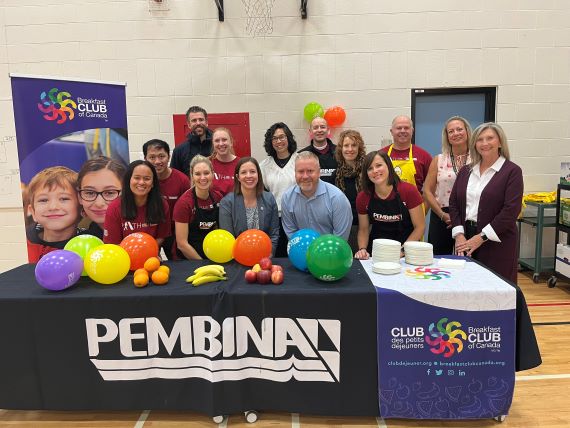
[281,151,352,240]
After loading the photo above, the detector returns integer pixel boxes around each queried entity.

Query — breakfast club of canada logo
[38,88,77,124]
[405,266,451,280]
[390,317,502,355]
[38,88,109,124]
[424,317,467,358]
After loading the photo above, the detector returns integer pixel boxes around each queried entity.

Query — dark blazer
[219,191,280,255]
[449,159,523,283]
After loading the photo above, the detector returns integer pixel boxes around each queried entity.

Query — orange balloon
[324,106,346,127]
[233,229,272,267]
[120,232,159,271]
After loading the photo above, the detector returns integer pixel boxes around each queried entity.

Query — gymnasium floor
[0,272,568,428]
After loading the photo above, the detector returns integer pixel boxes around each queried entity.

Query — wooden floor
[1,272,568,428]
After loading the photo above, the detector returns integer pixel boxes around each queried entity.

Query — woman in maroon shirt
[355,151,425,260]
[103,160,170,245]
[173,155,223,260]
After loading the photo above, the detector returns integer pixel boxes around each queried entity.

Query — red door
[172,112,251,158]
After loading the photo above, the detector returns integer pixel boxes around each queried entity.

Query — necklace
[450,150,468,175]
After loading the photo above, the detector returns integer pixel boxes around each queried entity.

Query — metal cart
[547,183,570,288]
[517,201,557,283]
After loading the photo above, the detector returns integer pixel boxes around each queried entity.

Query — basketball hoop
[241,0,275,37]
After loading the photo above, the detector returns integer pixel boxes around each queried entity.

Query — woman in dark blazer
[219,157,280,255]
[449,122,522,283]
[449,122,542,372]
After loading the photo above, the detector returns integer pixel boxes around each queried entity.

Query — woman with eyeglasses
[259,122,299,257]
[211,127,240,196]
[103,160,171,245]
[77,156,126,239]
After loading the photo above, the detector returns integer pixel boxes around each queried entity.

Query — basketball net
[241,0,275,37]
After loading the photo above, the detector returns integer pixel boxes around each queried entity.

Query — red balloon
[233,229,272,267]
[324,106,346,127]
[119,232,159,270]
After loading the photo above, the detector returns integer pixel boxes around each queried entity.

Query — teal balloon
[303,102,324,123]
[64,234,104,276]
[306,234,353,282]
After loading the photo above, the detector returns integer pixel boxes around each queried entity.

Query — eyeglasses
[78,189,121,202]
[272,135,287,142]
[147,154,168,162]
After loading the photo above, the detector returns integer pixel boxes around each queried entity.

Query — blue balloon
[287,229,320,272]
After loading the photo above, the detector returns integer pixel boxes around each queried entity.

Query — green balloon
[306,234,353,282]
[64,234,104,276]
[303,102,324,123]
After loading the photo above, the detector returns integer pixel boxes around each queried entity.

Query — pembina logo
[86,316,341,383]
[424,317,467,358]
[37,88,77,124]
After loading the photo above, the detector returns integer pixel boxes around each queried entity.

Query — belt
[465,220,477,228]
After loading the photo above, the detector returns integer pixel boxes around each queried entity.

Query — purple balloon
[34,250,83,291]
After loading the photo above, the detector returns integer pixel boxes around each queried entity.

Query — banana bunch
[185,264,227,286]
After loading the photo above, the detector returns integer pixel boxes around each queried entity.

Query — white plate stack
[403,241,434,266]
[371,239,401,264]
[372,261,401,275]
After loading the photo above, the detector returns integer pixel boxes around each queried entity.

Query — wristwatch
[480,232,488,242]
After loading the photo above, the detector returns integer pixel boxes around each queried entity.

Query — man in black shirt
[170,106,213,176]
[298,116,337,184]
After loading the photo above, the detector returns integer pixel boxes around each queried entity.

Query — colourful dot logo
[37,88,77,124]
[425,317,467,358]
[405,267,451,280]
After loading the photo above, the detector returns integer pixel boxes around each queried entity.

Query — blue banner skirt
[362,258,516,420]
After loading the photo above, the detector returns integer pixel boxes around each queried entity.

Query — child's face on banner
[78,169,122,226]
[29,183,80,234]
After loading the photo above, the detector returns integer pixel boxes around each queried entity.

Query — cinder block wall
[1,0,569,270]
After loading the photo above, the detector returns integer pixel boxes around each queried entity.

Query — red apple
[271,270,284,285]
[259,257,272,271]
[271,265,283,273]
[244,270,257,283]
[257,269,271,285]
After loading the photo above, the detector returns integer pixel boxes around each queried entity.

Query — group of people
[25,105,523,285]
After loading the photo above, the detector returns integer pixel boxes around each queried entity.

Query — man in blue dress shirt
[281,151,352,240]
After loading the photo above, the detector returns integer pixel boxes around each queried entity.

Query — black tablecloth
[0,259,379,416]
[0,258,541,416]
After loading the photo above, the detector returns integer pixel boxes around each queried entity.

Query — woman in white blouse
[449,122,523,283]
[259,122,299,257]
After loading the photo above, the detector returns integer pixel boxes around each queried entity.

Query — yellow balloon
[203,229,235,263]
[84,244,130,285]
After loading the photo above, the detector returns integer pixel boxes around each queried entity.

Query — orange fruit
[133,272,149,288]
[134,268,148,277]
[151,270,169,285]
[144,257,161,273]
[157,265,170,275]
